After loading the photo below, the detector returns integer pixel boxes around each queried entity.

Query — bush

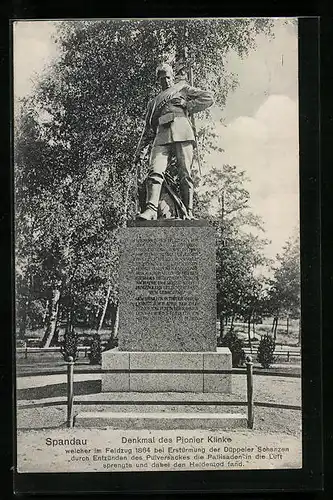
[61,326,79,362]
[105,337,118,350]
[25,299,45,330]
[221,330,245,367]
[88,334,102,365]
[257,334,276,368]
[81,335,93,346]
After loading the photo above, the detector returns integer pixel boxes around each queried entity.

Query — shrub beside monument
[257,334,276,368]
[61,327,79,362]
[88,334,102,365]
[220,331,245,367]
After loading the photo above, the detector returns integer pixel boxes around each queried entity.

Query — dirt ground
[16,374,301,437]
[15,371,302,474]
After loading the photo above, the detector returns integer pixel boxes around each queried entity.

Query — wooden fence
[17,345,301,363]
[17,345,105,359]
[17,357,302,430]
[243,347,301,362]
[62,356,256,429]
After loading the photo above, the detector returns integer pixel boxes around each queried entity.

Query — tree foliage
[15,19,277,344]
[196,164,271,339]
[266,231,301,339]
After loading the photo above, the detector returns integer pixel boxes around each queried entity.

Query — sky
[217,20,299,261]
[13,19,299,260]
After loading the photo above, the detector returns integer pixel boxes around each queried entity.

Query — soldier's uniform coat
[143,81,214,180]
[145,82,214,146]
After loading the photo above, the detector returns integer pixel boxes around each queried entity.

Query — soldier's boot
[180,178,196,220]
[136,173,163,220]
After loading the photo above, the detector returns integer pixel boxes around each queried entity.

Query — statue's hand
[171,96,186,108]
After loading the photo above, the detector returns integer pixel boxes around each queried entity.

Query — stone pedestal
[101,348,232,393]
[118,219,216,352]
[75,412,247,429]
[101,219,232,395]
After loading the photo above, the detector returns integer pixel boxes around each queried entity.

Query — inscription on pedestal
[117,222,216,352]
[135,238,199,320]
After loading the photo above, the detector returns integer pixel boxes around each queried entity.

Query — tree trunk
[273,316,279,342]
[18,296,29,339]
[66,298,74,334]
[230,311,236,331]
[247,313,253,350]
[113,302,120,339]
[248,308,256,340]
[41,288,61,347]
[95,306,101,329]
[123,176,136,226]
[108,303,116,337]
[18,274,33,339]
[286,315,290,335]
[42,299,49,325]
[221,191,225,223]
[97,285,112,334]
[219,312,225,341]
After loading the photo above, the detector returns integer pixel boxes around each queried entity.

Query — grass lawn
[229,319,300,345]
[19,319,300,349]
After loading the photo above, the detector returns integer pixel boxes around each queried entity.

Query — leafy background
[13,19,300,347]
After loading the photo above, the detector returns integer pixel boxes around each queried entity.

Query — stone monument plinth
[119,219,216,352]
[101,219,232,393]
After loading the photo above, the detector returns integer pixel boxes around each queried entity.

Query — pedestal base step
[102,349,232,393]
[74,411,247,429]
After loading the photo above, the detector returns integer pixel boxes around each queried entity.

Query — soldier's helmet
[156,63,174,78]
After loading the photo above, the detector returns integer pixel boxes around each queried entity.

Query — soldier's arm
[185,85,214,114]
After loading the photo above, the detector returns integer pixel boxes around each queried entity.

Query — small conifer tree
[88,334,102,365]
[257,334,276,368]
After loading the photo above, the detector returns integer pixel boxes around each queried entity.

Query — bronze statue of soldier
[135,63,214,220]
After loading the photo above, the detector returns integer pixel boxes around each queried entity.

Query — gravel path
[16,374,301,436]
[15,371,302,474]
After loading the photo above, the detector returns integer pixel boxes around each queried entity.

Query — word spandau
[46,438,88,447]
